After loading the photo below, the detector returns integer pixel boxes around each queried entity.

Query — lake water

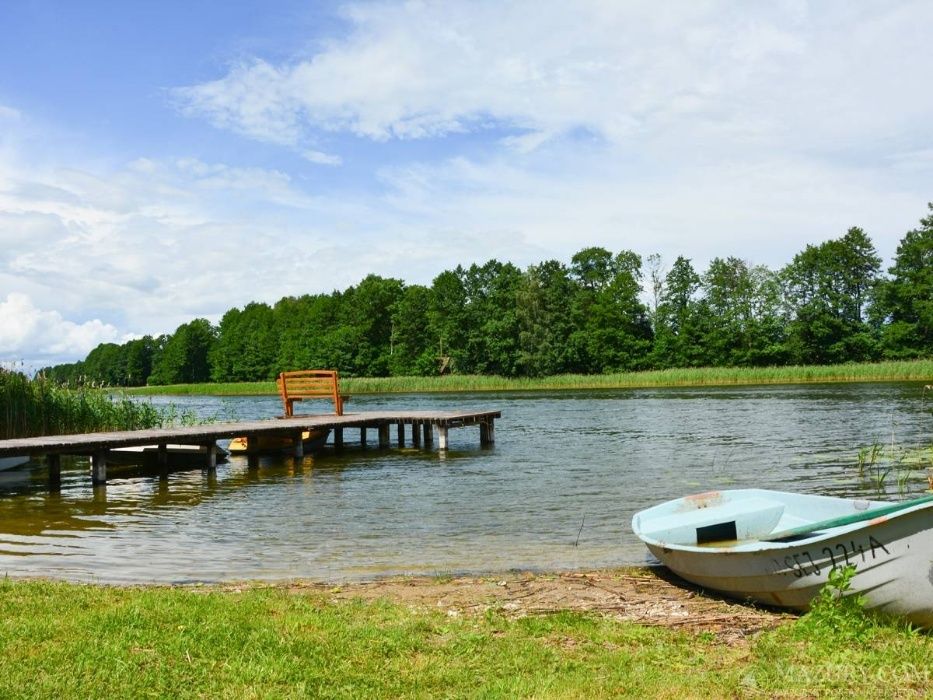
[0,383,930,583]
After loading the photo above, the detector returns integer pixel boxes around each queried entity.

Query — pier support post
[412,423,421,447]
[293,433,304,458]
[480,420,495,446]
[397,422,405,447]
[334,428,344,448]
[204,443,217,470]
[246,436,259,468]
[423,423,433,447]
[47,453,61,487]
[378,424,390,448]
[360,427,367,447]
[437,425,449,451]
[91,451,107,485]
[157,444,169,478]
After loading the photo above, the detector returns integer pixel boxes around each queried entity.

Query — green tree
[389,285,435,375]
[651,256,706,368]
[338,275,404,376]
[148,319,217,385]
[211,303,278,381]
[123,337,155,386]
[428,268,470,373]
[782,227,881,363]
[274,294,341,371]
[875,205,933,357]
[702,257,785,366]
[515,260,577,376]
[443,261,520,376]
[569,248,652,372]
[82,343,124,385]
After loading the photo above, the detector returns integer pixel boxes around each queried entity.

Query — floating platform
[0,410,501,486]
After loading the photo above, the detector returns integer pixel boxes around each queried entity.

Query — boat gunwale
[631,490,933,554]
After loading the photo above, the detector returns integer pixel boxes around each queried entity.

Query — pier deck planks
[0,410,501,457]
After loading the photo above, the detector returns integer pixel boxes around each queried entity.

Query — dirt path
[282,567,793,644]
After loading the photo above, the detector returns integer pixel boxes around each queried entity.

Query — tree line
[41,204,933,385]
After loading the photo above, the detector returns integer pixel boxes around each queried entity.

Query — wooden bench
[277,370,349,417]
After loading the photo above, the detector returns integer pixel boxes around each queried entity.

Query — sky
[1,0,932,369]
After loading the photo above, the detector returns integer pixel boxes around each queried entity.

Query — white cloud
[2,1,932,368]
[0,292,129,364]
[302,149,343,166]
[172,1,933,159]
[0,104,21,121]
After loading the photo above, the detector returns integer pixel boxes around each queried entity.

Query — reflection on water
[0,383,930,583]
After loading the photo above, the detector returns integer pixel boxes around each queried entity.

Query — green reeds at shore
[124,358,933,396]
[0,369,162,440]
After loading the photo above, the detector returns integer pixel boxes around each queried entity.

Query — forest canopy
[41,204,933,385]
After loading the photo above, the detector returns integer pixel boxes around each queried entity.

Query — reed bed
[123,359,933,396]
[0,369,162,439]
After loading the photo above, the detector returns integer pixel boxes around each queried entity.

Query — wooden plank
[0,410,502,457]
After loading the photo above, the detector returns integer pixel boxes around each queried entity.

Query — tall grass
[0,369,162,439]
[124,358,933,396]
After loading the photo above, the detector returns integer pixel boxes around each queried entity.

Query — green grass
[124,359,933,396]
[0,369,165,439]
[0,578,928,699]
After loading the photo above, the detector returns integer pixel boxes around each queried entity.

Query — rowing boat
[0,455,29,472]
[631,489,933,628]
[228,429,330,455]
[108,443,230,468]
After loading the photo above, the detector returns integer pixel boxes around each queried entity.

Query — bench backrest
[277,370,344,416]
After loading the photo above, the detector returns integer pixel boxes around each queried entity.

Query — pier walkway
[0,409,500,485]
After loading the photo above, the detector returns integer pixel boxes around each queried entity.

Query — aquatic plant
[0,367,164,439]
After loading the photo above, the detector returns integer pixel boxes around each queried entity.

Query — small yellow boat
[228,429,330,455]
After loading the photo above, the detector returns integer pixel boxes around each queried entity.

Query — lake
[0,382,930,583]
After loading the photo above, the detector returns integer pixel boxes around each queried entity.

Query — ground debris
[285,567,793,644]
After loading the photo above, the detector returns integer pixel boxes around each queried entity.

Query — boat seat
[639,497,785,546]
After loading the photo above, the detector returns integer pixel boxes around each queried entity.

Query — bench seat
[277,370,349,416]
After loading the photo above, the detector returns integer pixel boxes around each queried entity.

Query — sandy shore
[226,567,793,645]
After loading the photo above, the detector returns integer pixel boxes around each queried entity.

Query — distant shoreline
[122,358,933,396]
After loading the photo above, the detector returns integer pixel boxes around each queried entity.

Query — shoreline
[5,566,791,641]
[121,358,933,396]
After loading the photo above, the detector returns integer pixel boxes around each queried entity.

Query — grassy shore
[0,574,929,699]
[123,358,933,396]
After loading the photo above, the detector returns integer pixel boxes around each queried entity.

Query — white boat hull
[0,455,29,472]
[108,444,229,468]
[634,489,933,628]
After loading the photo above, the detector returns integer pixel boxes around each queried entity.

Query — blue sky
[2,0,932,367]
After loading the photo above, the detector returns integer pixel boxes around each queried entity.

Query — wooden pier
[0,410,500,485]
